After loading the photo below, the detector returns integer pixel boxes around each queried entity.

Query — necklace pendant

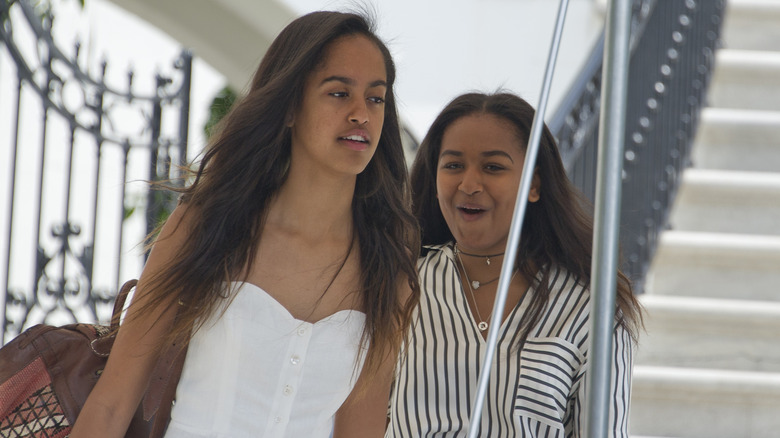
[478,321,488,331]
[486,257,491,265]
[472,280,481,290]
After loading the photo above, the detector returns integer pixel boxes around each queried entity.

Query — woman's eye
[441,162,463,170]
[329,91,348,98]
[485,164,506,172]
[368,96,385,104]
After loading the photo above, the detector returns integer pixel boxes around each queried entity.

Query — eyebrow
[320,75,387,88]
[440,149,515,163]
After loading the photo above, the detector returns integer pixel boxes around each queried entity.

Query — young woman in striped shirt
[386,92,643,437]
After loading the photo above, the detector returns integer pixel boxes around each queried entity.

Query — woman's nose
[458,167,482,195]
[349,99,369,125]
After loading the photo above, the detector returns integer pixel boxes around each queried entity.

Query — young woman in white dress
[387,92,643,437]
[71,11,420,438]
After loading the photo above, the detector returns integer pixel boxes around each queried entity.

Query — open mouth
[458,206,485,216]
[340,134,368,143]
[339,134,370,151]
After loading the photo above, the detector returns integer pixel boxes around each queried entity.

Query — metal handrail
[470,0,725,434]
[550,0,725,293]
[466,0,570,435]
[585,1,631,435]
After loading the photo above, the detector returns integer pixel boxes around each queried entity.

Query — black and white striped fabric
[386,243,633,438]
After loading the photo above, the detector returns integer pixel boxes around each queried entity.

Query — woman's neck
[453,243,503,273]
[457,249,502,281]
[267,168,356,242]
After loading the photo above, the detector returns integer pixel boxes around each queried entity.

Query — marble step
[645,231,780,301]
[691,108,780,172]
[723,0,780,52]
[636,294,780,372]
[630,366,780,438]
[668,169,780,235]
[708,49,780,111]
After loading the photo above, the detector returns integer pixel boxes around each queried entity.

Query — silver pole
[465,0,570,435]
[585,0,631,437]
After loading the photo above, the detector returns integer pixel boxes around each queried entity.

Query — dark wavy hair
[140,11,420,382]
[410,92,641,342]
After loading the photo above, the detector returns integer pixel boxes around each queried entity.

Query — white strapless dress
[163,282,367,438]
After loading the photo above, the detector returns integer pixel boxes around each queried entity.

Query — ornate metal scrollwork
[549,0,724,292]
[1,0,192,342]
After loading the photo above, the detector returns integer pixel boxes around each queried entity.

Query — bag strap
[147,338,187,437]
[113,279,188,438]
[110,279,136,331]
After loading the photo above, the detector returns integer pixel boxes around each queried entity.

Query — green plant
[204,86,237,140]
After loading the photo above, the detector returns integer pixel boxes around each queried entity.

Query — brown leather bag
[0,279,187,437]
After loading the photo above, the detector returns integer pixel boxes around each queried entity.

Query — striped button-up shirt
[387,243,633,438]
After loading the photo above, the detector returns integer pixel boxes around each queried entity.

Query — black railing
[1,0,191,342]
[549,0,724,293]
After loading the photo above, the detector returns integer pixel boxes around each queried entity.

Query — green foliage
[123,189,176,232]
[123,205,136,221]
[152,189,175,226]
[204,86,237,140]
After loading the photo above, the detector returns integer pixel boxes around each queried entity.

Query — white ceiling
[105,0,296,90]
[105,0,605,140]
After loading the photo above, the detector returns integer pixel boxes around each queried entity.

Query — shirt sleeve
[571,323,634,438]
[610,323,635,438]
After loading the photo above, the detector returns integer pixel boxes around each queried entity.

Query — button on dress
[164,282,367,438]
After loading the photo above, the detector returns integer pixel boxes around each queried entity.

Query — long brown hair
[139,11,420,381]
[410,92,642,344]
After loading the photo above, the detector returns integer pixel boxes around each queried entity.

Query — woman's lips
[457,205,486,221]
[339,131,370,151]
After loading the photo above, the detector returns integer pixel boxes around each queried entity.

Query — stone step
[668,169,780,235]
[723,0,780,52]
[630,366,780,438]
[636,294,780,372]
[691,108,780,172]
[708,49,780,111]
[645,231,780,301]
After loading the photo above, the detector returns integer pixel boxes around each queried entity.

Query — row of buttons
[271,324,310,429]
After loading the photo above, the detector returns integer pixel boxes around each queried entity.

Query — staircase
[629,1,780,437]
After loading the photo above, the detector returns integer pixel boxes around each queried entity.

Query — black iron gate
[1,0,191,343]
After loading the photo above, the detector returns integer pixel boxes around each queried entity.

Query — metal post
[145,75,164,240]
[585,0,631,437]
[466,0,569,435]
[177,50,192,175]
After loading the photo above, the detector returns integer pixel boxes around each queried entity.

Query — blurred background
[3,1,780,436]
[0,0,607,330]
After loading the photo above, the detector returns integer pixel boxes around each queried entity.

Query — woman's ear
[528,171,541,203]
[285,111,295,128]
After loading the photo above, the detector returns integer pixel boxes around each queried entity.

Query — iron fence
[0,0,191,342]
[549,0,725,293]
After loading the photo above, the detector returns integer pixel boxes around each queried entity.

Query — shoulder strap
[110,279,136,331]
[113,279,188,437]
[147,340,187,437]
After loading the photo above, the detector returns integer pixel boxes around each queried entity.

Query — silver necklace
[454,242,505,266]
[471,274,500,290]
[456,249,519,332]
[456,250,491,331]
[454,243,501,289]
